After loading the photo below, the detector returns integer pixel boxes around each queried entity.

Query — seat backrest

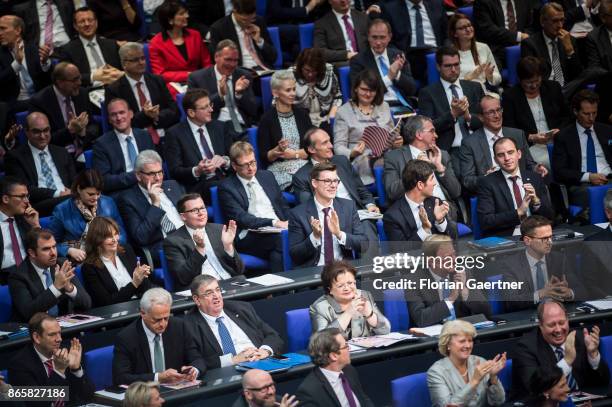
[470,197,482,240]
[247,127,262,168]
[599,335,612,383]
[39,216,52,229]
[267,27,283,69]
[0,285,12,323]
[15,111,28,145]
[299,23,314,50]
[426,53,439,85]
[338,66,351,103]
[176,92,186,121]
[135,0,148,39]
[261,76,272,112]
[373,166,386,208]
[143,43,151,73]
[158,248,175,292]
[505,45,521,86]
[84,345,114,390]
[281,229,292,272]
[210,186,225,224]
[256,0,267,16]
[457,6,473,20]
[486,274,505,315]
[285,308,311,352]
[383,289,410,331]
[391,372,431,407]
[498,358,513,393]
[84,150,93,170]
[588,185,612,224]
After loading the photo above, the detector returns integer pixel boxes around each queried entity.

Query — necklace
[357,104,372,116]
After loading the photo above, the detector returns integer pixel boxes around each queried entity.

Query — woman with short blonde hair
[123,381,164,407]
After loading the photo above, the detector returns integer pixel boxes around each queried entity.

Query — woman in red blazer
[149,0,212,98]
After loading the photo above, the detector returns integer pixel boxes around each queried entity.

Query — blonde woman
[123,381,164,407]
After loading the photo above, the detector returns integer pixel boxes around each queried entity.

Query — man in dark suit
[219,141,291,273]
[8,228,91,322]
[4,112,75,216]
[105,42,180,146]
[29,62,100,152]
[459,95,546,195]
[13,0,75,50]
[58,7,122,88]
[510,300,610,400]
[406,235,491,327]
[383,159,457,242]
[185,275,284,369]
[163,194,244,291]
[380,0,447,82]
[418,45,483,162]
[585,1,612,124]
[552,89,612,206]
[383,115,461,211]
[187,39,257,130]
[92,98,155,195]
[521,3,583,94]
[296,328,374,407]
[500,216,585,312]
[349,18,416,107]
[583,189,612,298]
[112,287,206,385]
[0,15,52,110]
[473,0,535,66]
[234,369,299,407]
[289,162,366,268]
[553,0,598,32]
[313,0,368,66]
[8,312,95,406]
[207,0,277,71]
[116,150,185,262]
[477,137,554,236]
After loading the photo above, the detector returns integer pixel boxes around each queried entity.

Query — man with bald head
[233,369,299,407]
[5,111,75,216]
[28,61,100,154]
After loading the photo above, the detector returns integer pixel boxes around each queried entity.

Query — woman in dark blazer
[88,0,142,42]
[82,217,154,307]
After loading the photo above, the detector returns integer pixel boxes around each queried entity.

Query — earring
[544,393,550,400]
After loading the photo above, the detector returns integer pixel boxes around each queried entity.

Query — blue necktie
[39,151,57,190]
[216,317,237,356]
[585,129,597,174]
[125,136,138,169]
[555,347,578,391]
[18,64,35,96]
[413,4,425,47]
[378,56,411,108]
[535,261,546,291]
[442,278,456,320]
[43,269,59,316]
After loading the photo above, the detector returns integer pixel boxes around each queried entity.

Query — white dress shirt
[142,320,165,381]
[187,118,218,179]
[408,145,446,201]
[332,9,358,52]
[231,14,264,69]
[114,129,139,172]
[138,185,184,237]
[501,168,526,211]
[404,195,447,241]
[526,96,549,133]
[310,199,347,266]
[372,49,400,102]
[214,65,245,124]
[36,0,70,48]
[319,368,362,407]
[406,0,436,47]
[79,35,106,83]
[125,75,166,137]
[31,260,78,300]
[100,255,134,292]
[185,225,231,280]
[28,142,68,197]
[440,78,467,148]
[576,123,612,180]
[499,0,524,42]
[237,175,279,222]
[0,211,26,269]
[483,127,503,168]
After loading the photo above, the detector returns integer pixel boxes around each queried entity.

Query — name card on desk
[57,314,103,327]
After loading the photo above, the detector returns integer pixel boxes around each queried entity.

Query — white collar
[500,168,520,179]
[187,118,207,135]
[79,35,98,46]
[114,129,134,141]
[483,127,502,141]
[126,74,145,88]
[199,308,226,324]
[332,9,350,19]
[141,319,160,342]
[404,195,423,210]
[28,142,50,156]
[314,197,334,212]
[439,77,459,90]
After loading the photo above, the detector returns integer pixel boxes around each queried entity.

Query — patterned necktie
[160,213,177,234]
[342,15,359,52]
[339,373,358,407]
[378,56,410,107]
[43,269,59,316]
[64,97,74,125]
[216,317,237,355]
[535,260,545,290]
[135,81,161,145]
[554,347,578,391]
[125,136,138,169]
[508,176,523,209]
[585,128,597,174]
[322,207,334,265]
[87,42,104,69]
[413,4,425,47]
[247,181,258,213]
[450,84,470,141]
[39,151,57,190]
[197,128,214,159]
[550,40,565,87]
[242,31,269,70]
[507,0,517,32]
[442,278,457,320]
[44,0,54,48]
[223,77,243,133]
[44,359,54,377]
[153,334,165,372]
[6,218,23,266]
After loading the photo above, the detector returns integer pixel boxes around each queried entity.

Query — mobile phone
[231,281,250,287]
[181,367,193,374]
[544,130,555,138]
[576,305,595,314]
[270,354,290,361]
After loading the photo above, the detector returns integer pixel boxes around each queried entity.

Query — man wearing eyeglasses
[163,194,244,291]
[234,369,299,407]
[184,275,284,370]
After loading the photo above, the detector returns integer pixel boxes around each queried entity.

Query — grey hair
[437,320,476,356]
[308,328,342,367]
[215,39,238,54]
[190,274,219,296]
[140,287,172,312]
[119,42,143,63]
[123,381,159,407]
[270,69,295,90]
[605,189,612,210]
[134,150,162,172]
[400,115,432,144]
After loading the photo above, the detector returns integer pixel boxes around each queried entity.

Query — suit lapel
[329,13,345,50]
[399,198,417,236]
[477,130,493,167]
[594,124,612,164]
[163,182,179,205]
[519,251,535,293]
[195,312,223,355]
[257,173,278,214]
[74,41,90,72]
[494,171,516,212]
[20,145,39,184]
[185,122,204,161]
[136,321,153,372]
[335,163,360,203]
[206,122,225,157]
[314,368,343,406]
[224,305,255,344]
[433,81,450,112]
[120,77,140,112]
[144,74,160,106]
[108,133,127,172]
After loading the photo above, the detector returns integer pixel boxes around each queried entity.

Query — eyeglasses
[197,287,222,298]
[482,108,504,117]
[29,127,51,135]
[7,194,29,200]
[246,382,275,392]
[357,86,375,93]
[334,280,356,290]
[335,344,350,353]
[316,178,340,186]
[139,170,164,177]
[182,207,206,215]
[235,160,257,168]
[527,235,553,242]
[456,23,473,31]
[124,56,146,63]
[194,103,214,111]
[441,63,460,69]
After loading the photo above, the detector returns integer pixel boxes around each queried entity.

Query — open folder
[235,353,311,373]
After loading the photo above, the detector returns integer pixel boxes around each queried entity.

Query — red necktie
[44,0,54,48]
[6,218,23,266]
[322,207,334,265]
[342,15,358,52]
[44,359,54,377]
[507,0,517,32]
[135,81,161,145]
[242,31,270,70]
[509,176,523,209]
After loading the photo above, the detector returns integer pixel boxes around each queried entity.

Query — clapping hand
[433,199,449,223]
[235,75,250,93]
[67,338,82,371]
[142,101,160,121]
[419,205,432,231]
[326,208,341,238]
[310,216,322,240]
[221,220,237,251]
[53,260,75,291]
[489,352,507,376]
[584,325,601,358]
[132,262,151,287]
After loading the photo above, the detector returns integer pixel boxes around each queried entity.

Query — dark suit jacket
[184,300,284,369]
[0,42,51,103]
[585,25,612,75]
[13,0,75,45]
[187,66,257,127]
[92,128,155,194]
[8,345,95,406]
[29,85,100,148]
[208,15,277,69]
[510,328,610,400]
[186,0,225,27]
[288,197,366,268]
[292,155,374,208]
[266,0,330,24]
[0,214,31,271]
[501,80,571,136]
[380,0,447,53]
[116,180,185,249]
[164,119,232,189]
[58,36,122,87]
[219,170,290,231]
[383,195,458,242]
[112,317,207,385]
[477,169,554,236]
[552,122,612,186]
[88,0,141,42]
[313,9,369,63]
[552,0,591,31]
[295,365,374,407]
[4,143,76,204]
[406,267,491,327]
[8,258,92,322]
[458,126,538,194]
[81,244,154,308]
[418,80,484,151]
[258,107,313,167]
[583,227,612,299]
[521,31,583,83]
[349,46,416,100]
[104,73,180,132]
[163,224,245,291]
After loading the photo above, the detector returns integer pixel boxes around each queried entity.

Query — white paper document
[409,324,444,337]
[94,390,125,401]
[358,210,383,221]
[584,300,612,310]
[246,274,294,286]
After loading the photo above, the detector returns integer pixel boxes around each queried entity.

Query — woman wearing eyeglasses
[82,216,153,307]
[310,260,390,338]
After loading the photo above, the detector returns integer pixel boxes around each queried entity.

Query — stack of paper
[584,300,612,310]
[247,274,294,286]
[57,314,103,327]
[349,332,418,349]
[408,324,444,337]
[357,210,383,221]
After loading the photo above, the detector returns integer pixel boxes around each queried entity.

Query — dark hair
[540,2,564,23]
[528,366,565,402]
[294,48,327,83]
[303,127,327,157]
[83,217,125,268]
[190,274,218,296]
[308,328,343,367]
[73,6,96,21]
[435,45,459,66]
[517,56,544,81]
[7,15,25,34]
[571,89,599,112]
[367,18,392,35]
[0,176,26,199]
[157,0,188,34]
[182,88,210,112]
[520,215,553,238]
[448,13,479,65]
[51,62,76,83]
[401,160,435,192]
[492,136,518,155]
[71,169,104,196]
[400,115,431,145]
[29,312,57,340]
[215,39,238,54]
[321,260,357,295]
[177,193,203,213]
[106,97,131,113]
[310,162,337,181]
[232,0,256,14]
[537,299,567,324]
[351,69,384,106]
[24,228,54,252]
